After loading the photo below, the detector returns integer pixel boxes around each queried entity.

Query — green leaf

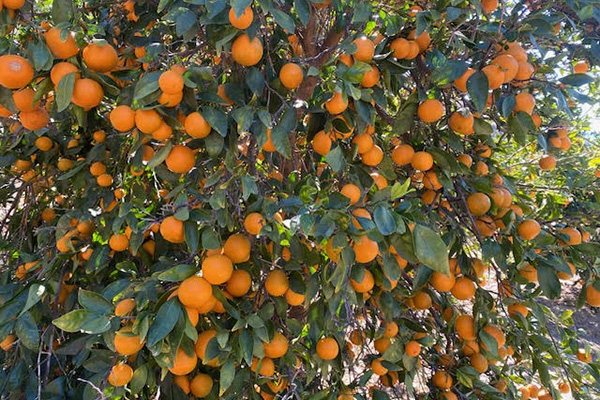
[324,146,346,173]
[270,9,296,33]
[78,289,112,314]
[130,364,148,394]
[16,312,39,350]
[272,108,296,158]
[202,108,228,137]
[53,309,91,332]
[176,9,198,37]
[393,93,418,134]
[133,72,161,103]
[205,132,224,157]
[231,0,253,16]
[559,73,594,87]
[294,0,310,26]
[202,228,220,249]
[20,284,46,317]
[373,204,397,236]
[413,225,449,275]
[467,71,489,113]
[219,358,235,395]
[246,68,264,94]
[157,265,197,282]
[52,0,74,24]
[147,299,181,347]
[185,221,199,253]
[390,178,413,200]
[239,329,253,366]
[147,141,173,169]
[0,86,18,113]
[537,264,561,299]
[27,41,53,71]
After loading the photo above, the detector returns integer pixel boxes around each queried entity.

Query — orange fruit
[352,133,374,154]
[325,91,348,115]
[586,284,600,307]
[179,276,213,309]
[519,264,538,282]
[165,145,195,174]
[244,212,265,235]
[412,291,432,309]
[93,172,112,187]
[514,92,535,114]
[470,353,488,373]
[491,54,519,82]
[482,324,506,348]
[285,288,305,306]
[515,61,534,81]
[0,335,15,351]
[508,303,528,318]
[261,128,276,152]
[559,227,581,245]
[454,67,475,92]
[71,78,103,110]
[226,269,252,297]
[316,337,339,360]
[538,154,556,170]
[467,192,491,216]
[352,36,375,62]
[448,111,474,135]
[265,270,288,296]
[231,34,263,66]
[185,112,212,138]
[311,130,332,155]
[82,43,119,72]
[135,109,162,134]
[432,371,452,390]
[430,271,456,292]
[13,88,39,112]
[405,340,421,357]
[360,65,380,88]
[160,216,185,243]
[371,358,388,375]
[195,329,217,363]
[22,109,50,131]
[279,63,303,90]
[169,348,197,376]
[517,219,541,240]
[350,269,374,293]
[158,70,184,95]
[190,373,213,397]
[263,332,289,358]
[417,99,444,123]
[0,55,34,89]
[573,61,589,73]
[391,144,415,165]
[108,362,133,387]
[114,326,144,355]
[411,151,434,171]
[250,357,275,376]
[228,6,253,30]
[390,38,410,59]
[115,298,135,316]
[360,145,383,166]
[482,64,505,90]
[44,28,79,59]
[451,277,476,300]
[109,233,129,251]
[223,233,251,263]
[481,0,498,13]
[3,0,25,9]
[202,254,233,285]
[352,236,378,263]
[152,122,173,140]
[341,183,361,204]
[110,105,136,132]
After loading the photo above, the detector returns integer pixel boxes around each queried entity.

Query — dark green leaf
[537,264,561,299]
[78,289,112,314]
[413,225,449,275]
[157,265,197,282]
[324,146,346,173]
[53,310,91,332]
[219,358,235,395]
[373,204,397,236]
[467,71,489,113]
[202,108,228,137]
[560,73,594,87]
[147,299,181,346]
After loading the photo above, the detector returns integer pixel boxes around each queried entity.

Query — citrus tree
[0,0,599,398]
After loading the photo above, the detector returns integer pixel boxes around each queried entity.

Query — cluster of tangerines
[0,0,598,398]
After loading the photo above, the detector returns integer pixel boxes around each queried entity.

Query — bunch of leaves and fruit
[0,0,599,399]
